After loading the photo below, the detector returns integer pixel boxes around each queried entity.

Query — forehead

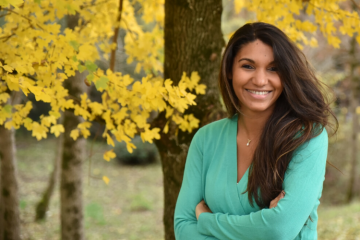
[235,39,274,62]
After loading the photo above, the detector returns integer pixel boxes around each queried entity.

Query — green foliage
[85,202,106,225]
[130,194,153,211]
[19,199,27,210]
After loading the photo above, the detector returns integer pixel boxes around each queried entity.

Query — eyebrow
[238,58,276,65]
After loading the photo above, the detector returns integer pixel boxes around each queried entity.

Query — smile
[246,89,272,95]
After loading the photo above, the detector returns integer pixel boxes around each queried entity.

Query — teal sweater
[174,114,328,240]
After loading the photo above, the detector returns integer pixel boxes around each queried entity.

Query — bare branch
[110,0,124,72]
[350,0,360,12]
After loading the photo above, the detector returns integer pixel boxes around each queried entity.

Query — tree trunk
[0,126,21,240]
[346,36,359,203]
[35,127,63,221]
[155,1,225,239]
[60,14,86,240]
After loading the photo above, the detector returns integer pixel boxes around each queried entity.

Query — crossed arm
[174,129,328,240]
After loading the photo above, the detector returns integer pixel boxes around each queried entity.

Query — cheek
[274,77,283,92]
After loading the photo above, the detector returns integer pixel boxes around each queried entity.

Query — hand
[195,200,212,220]
[269,190,285,209]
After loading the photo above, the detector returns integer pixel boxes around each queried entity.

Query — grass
[15,134,360,239]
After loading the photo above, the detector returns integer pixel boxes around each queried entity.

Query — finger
[270,191,285,209]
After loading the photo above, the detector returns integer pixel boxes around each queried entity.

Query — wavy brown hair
[219,22,338,208]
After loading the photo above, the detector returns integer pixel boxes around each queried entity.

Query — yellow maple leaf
[50,124,64,137]
[23,118,33,130]
[356,106,360,115]
[102,176,110,185]
[126,142,136,153]
[70,129,79,140]
[32,122,48,140]
[2,65,14,72]
[0,93,10,103]
[106,134,115,147]
[80,129,90,139]
[163,121,169,133]
[0,0,23,7]
[195,84,206,95]
[103,149,116,161]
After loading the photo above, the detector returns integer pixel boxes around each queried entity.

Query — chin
[243,104,275,114]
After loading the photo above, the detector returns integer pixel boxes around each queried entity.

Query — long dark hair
[219,22,338,208]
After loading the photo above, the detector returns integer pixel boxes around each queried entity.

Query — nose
[252,69,268,87]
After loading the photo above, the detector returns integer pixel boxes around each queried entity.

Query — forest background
[0,0,360,239]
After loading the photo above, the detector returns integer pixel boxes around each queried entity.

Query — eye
[268,66,278,72]
[241,64,253,69]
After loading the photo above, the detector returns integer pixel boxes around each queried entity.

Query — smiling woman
[174,22,338,240]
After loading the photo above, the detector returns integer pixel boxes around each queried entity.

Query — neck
[238,108,274,139]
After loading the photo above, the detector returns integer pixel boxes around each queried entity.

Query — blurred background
[0,0,360,239]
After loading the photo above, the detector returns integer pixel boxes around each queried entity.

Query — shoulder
[290,127,328,168]
[296,127,328,154]
[196,115,236,137]
[190,115,236,148]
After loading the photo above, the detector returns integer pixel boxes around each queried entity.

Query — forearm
[175,219,218,240]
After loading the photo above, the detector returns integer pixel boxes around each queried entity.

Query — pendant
[246,139,251,146]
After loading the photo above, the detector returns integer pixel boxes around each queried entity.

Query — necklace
[246,139,251,146]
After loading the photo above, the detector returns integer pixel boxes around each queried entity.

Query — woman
[174,22,337,240]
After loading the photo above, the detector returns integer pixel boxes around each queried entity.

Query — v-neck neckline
[233,114,251,185]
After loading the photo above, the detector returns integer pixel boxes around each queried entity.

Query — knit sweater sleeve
[197,129,328,240]
[174,128,218,240]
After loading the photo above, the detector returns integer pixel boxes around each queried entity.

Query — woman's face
[231,39,283,116]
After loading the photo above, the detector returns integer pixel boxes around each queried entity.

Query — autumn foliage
[0,0,205,182]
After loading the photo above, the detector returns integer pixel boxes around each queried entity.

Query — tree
[0,126,20,240]
[346,34,360,203]
[155,0,225,239]
[0,92,22,240]
[35,129,63,221]
[59,14,87,239]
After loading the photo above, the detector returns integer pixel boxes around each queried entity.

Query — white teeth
[247,90,271,95]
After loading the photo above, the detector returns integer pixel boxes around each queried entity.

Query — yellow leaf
[103,149,116,161]
[41,115,57,127]
[106,134,115,147]
[2,65,14,72]
[163,121,169,133]
[126,142,136,153]
[80,129,90,139]
[356,35,360,45]
[234,0,245,13]
[0,0,23,7]
[50,124,64,137]
[23,118,33,130]
[0,93,10,103]
[70,129,79,140]
[356,106,360,115]
[195,84,206,95]
[102,176,110,185]
[32,122,48,140]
